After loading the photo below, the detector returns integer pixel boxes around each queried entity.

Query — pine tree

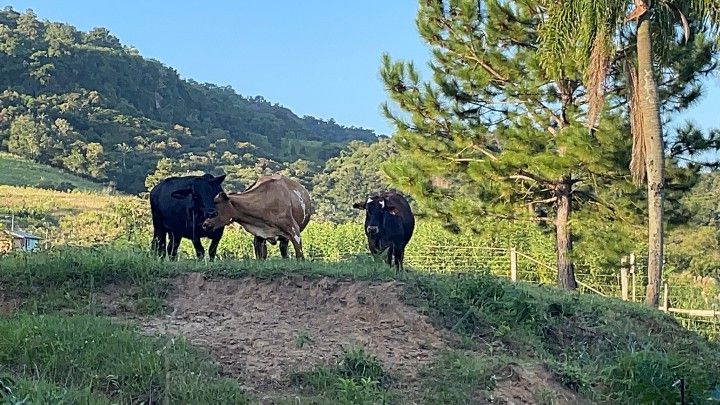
[381,1,645,289]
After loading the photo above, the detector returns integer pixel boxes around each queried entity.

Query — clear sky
[5,1,719,136]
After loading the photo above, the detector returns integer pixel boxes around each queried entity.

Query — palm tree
[538,0,719,307]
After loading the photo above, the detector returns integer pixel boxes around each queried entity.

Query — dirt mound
[138,273,447,396]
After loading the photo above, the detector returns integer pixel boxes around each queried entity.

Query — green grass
[0,152,103,191]
[0,246,398,314]
[0,314,249,404]
[3,246,720,403]
[417,350,511,404]
[291,347,395,404]
[407,272,720,403]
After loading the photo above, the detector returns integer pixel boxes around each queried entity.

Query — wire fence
[402,245,720,341]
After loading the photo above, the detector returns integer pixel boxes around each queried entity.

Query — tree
[84,27,121,48]
[311,139,396,222]
[145,158,179,191]
[85,142,107,178]
[7,114,52,160]
[381,1,641,289]
[537,0,720,305]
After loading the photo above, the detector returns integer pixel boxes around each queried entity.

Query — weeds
[407,271,720,403]
[292,347,394,404]
[419,350,509,404]
[296,330,313,348]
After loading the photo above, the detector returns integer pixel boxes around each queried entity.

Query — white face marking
[379,200,385,208]
[293,232,301,243]
[292,190,307,221]
[366,197,373,205]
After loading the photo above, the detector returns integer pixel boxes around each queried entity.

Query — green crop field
[0,153,104,191]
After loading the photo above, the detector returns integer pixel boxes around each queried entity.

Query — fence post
[510,247,517,282]
[630,253,636,302]
[620,256,629,301]
[662,283,669,312]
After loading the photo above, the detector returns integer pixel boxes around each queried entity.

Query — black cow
[150,173,226,261]
[352,191,415,272]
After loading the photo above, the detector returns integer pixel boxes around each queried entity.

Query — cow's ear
[171,188,192,199]
[383,200,399,215]
[211,174,226,185]
[217,192,230,202]
[352,201,366,210]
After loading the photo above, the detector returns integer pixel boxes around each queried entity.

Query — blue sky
[5,1,719,136]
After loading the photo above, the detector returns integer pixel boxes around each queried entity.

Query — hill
[1,248,719,403]
[0,152,104,191]
[0,8,378,193]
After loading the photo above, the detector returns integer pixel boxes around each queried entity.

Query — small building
[3,230,42,252]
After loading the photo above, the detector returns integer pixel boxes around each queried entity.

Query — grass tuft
[292,347,394,404]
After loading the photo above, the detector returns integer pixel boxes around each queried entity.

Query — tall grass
[407,272,720,403]
[0,314,248,404]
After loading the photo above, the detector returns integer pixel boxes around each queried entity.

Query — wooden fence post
[620,256,629,301]
[662,283,669,312]
[510,247,517,282]
[630,253,637,302]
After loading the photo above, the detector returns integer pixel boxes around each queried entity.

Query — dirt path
[136,273,447,399]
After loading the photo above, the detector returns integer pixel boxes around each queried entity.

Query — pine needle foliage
[381,0,643,289]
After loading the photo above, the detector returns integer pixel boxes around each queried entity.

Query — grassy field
[0,185,133,215]
[0,182,718,319]
[1,246,720,404]
[0,153,104,191]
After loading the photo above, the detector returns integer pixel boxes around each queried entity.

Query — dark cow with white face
[149,173,226,261]
[352,191,415,272]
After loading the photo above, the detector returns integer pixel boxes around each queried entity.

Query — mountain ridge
[0,7,378,193]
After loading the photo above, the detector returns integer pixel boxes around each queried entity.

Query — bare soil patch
[136,273,447,398]
[492,364,587,405]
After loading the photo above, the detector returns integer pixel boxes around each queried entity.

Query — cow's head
[202,192,234,231]
[171,174,226,221]
[352,195,400,236]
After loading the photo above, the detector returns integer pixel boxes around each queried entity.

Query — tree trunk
[637,14,665,308]
[555,180,577,290]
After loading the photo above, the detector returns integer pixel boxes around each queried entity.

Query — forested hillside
[0,8,377,193]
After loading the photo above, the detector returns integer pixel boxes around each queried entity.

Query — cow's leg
[288,223,304,260]
[208,236,222,262]
[385,244,395,267]
[151,228,167,259]
[168,233,182,261]
[192,238,205,260]
[253,236,267,260]
[394,244,406,273]
[279,237,290,259]
[151,217,167,259]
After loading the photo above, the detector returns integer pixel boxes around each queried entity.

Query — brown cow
[202,174,312,259]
